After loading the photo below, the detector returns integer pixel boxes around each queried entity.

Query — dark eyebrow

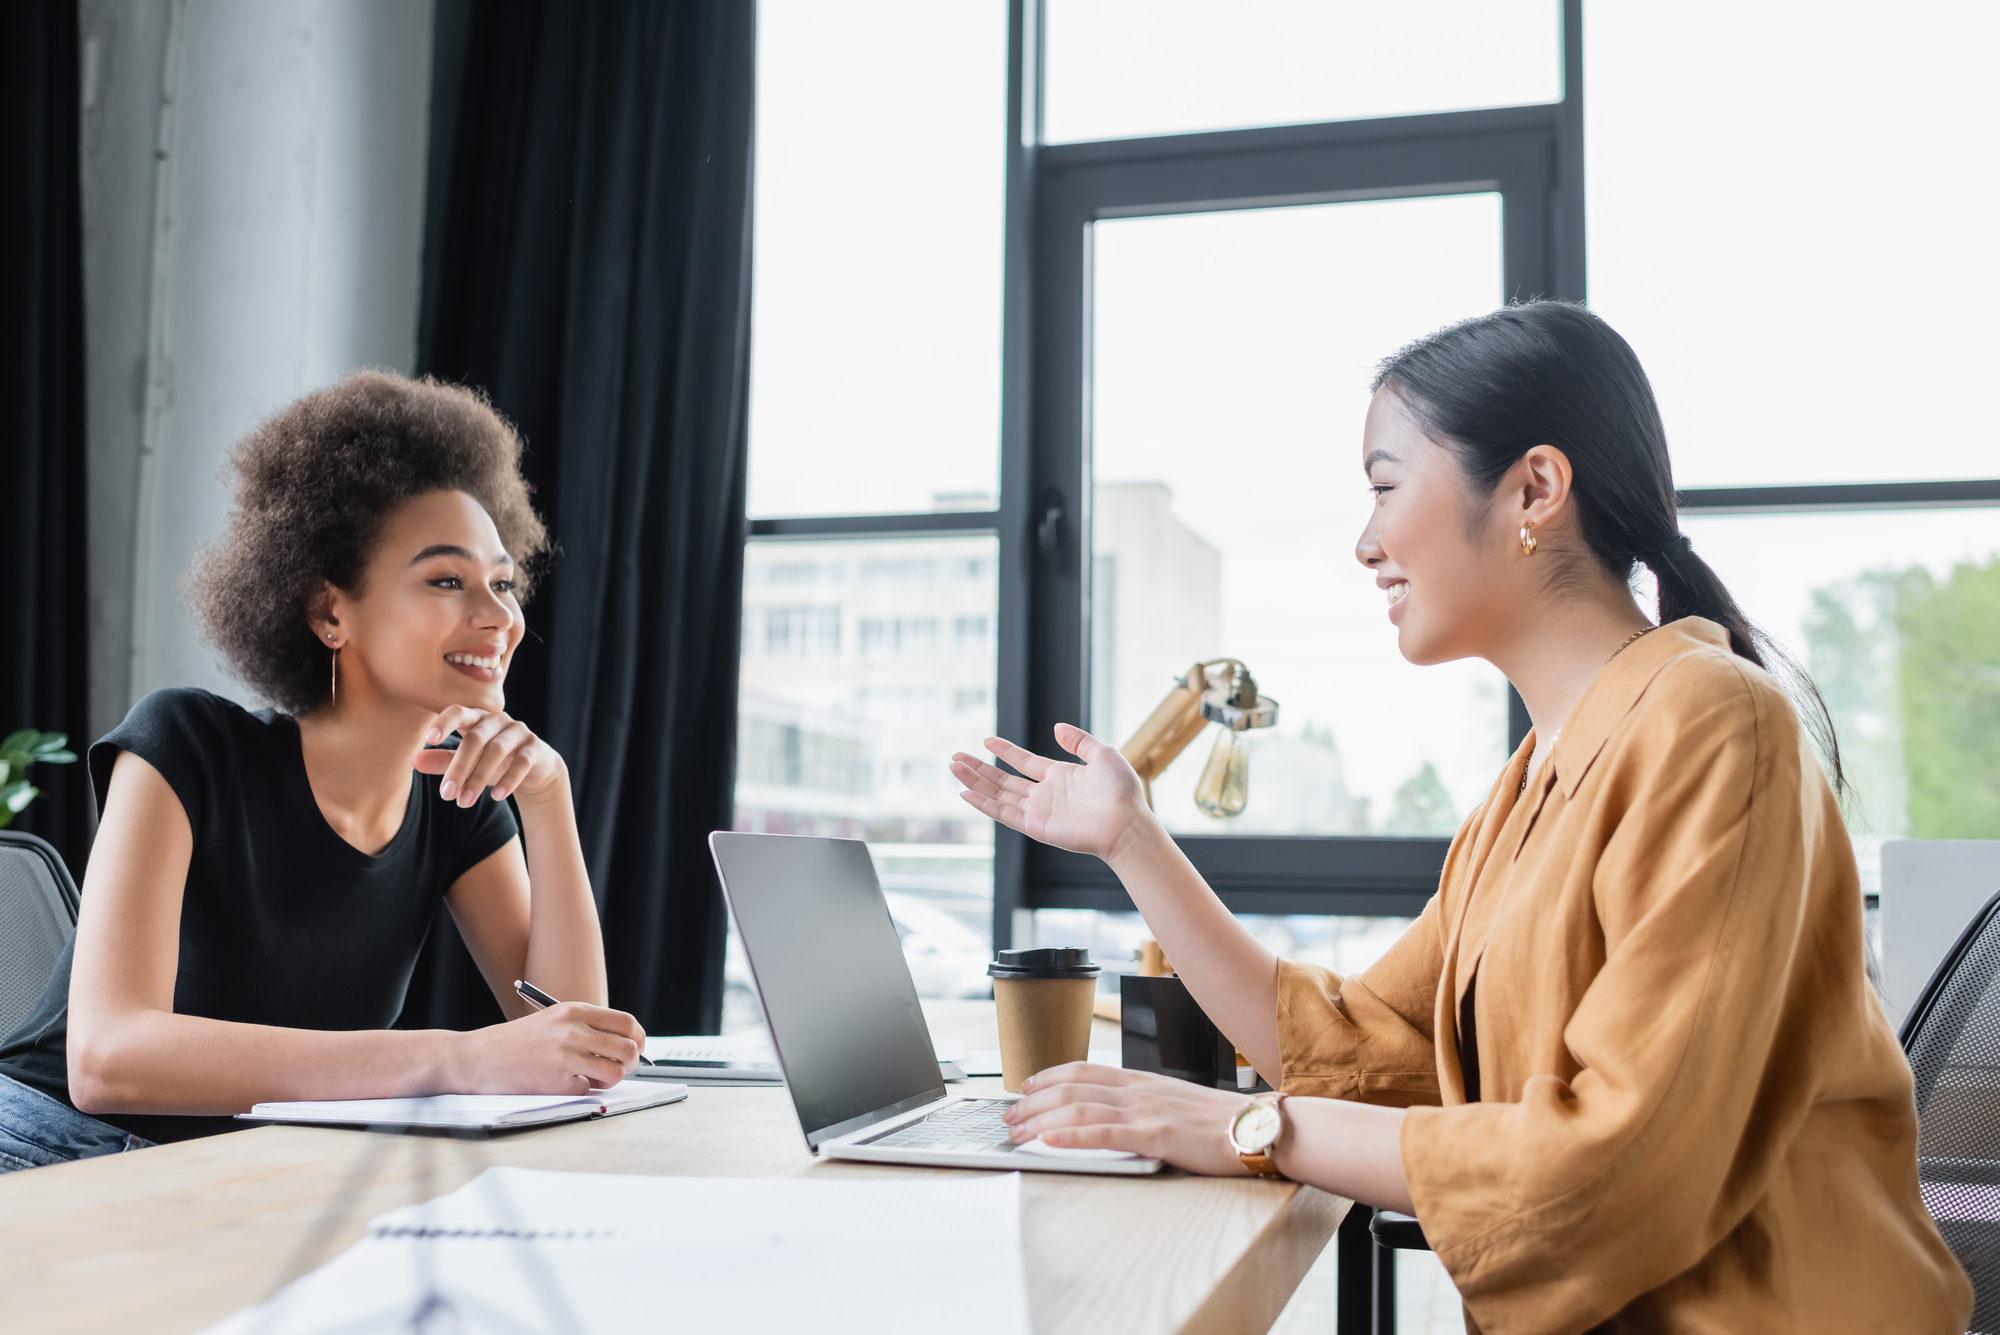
[409,544,513,567]
[1363,449,1401,473]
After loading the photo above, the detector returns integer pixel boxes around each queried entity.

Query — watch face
[1233,1101,1282,1154]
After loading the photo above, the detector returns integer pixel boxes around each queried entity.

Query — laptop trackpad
[1015,1138,1142,1162]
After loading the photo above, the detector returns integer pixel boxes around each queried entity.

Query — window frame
[999,0,1585,940]
[745,0,2000,951]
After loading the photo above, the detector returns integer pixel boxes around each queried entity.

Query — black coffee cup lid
[988,947,1100,979]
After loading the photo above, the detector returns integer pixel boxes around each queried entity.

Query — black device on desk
[1120,974,1271,1092]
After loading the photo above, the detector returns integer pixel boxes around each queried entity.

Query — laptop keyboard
[858,1099,1020,1154]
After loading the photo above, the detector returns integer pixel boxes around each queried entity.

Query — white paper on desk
[642,1030,785,1081]
[199,1167,1031,1335]
[650,1031,972,1064]
[644,1029,776,1063]
[961,1046,1122,1077]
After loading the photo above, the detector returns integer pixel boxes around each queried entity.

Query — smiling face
[319,489,525,715]
[1356,388,1522,666]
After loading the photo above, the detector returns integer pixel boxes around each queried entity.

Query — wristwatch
[1228,1092,1288,1179]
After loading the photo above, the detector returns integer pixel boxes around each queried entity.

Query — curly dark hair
[191,370,549,715]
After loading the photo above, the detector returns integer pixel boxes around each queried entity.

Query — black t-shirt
[0,688,518,1143]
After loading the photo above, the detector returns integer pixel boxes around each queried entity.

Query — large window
[1043,0,1562,143]
[1014,0,1582,924]
[739,6,1995,1321]
[1090,195,1509,839]
[1588,1,2000,890]
[748,0,1008,518]
[731,1,1012,1023]
[741,0,2000,989]
[1586,1,2000,490]
[742,0,1586,982]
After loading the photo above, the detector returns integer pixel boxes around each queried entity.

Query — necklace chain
[1608,623,1655,665]
[1518,625,1658,795]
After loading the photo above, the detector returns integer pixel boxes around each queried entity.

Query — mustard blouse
[1276,618,1971,1333]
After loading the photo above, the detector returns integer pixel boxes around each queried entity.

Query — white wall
[1881,840,2000,1030]
[79,0,434,737]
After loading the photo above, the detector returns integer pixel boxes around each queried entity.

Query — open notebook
[236,1079,687,1130]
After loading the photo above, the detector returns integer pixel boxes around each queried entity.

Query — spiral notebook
[235,1080,687,1130]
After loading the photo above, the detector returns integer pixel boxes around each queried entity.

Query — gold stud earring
[1519,521,1537,557]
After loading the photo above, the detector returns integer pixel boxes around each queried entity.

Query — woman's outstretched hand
[952,724,1155,862]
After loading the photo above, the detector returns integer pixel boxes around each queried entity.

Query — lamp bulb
[1193,726,1250,819]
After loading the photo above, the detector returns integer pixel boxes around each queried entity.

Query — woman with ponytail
[953,302,1969,1331]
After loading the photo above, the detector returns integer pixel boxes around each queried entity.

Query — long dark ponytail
[1372,300,1842,790]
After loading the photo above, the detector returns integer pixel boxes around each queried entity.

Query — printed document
[199,1166,1032,1335]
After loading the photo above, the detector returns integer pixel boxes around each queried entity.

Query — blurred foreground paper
[201,1166,1031,1335]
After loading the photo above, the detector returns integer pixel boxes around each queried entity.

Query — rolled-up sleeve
[1401,660,1818,1332]
[1277,891,1446,1108]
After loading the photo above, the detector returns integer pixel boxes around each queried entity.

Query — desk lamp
[1117,659,1279,819]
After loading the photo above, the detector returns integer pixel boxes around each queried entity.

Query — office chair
[0,831,80,1043]
[1903,885,2000,1334]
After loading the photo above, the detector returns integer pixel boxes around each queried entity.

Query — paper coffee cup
[989,948,1101,1093]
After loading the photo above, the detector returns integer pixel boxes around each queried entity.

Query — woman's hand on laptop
[1000,1063,1253,1176]
[952,725,1153,862]
[450,1002,647,1094]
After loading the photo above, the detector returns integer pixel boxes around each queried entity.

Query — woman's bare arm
[1097,820,1283,1080]
[443,774,608,1017]
[419,702,609,1015]
[65,751,639,1115]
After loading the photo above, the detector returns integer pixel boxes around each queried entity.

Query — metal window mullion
[1677,480,2000,513]
[992,0,1042,950]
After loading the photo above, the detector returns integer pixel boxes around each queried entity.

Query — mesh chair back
[1904,886,2000,1334]
[0,832,79,1044]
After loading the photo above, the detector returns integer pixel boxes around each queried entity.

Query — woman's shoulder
[1616,620,1806,768]
[90,688,290,828]
[1647,622,1790,720]
[109,687,286,748]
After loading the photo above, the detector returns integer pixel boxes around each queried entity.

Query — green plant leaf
[36,750,77,765]
[1,729,41,755]
[1,780,37,814]
[31,732,72,756]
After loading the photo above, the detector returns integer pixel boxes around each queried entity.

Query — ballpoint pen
[514,978,656,1065]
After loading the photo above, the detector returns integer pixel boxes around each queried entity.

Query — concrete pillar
[79,0,434,737]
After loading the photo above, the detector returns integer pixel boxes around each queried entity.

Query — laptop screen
[708,833,948,1147]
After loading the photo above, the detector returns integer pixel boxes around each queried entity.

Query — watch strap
[1232,1092,1288,1180]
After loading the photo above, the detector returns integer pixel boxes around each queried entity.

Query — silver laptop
[707,832,1164,1176]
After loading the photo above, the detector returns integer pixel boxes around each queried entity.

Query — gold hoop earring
[329,643,339,704]
[1519,521,1537,557]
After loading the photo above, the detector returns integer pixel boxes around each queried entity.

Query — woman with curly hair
[0,370,645,1163]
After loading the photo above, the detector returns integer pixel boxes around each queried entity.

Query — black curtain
[401,0,754,1036]
[0,1,91,877]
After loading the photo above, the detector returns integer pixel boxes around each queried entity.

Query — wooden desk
[0,1001,1346,1335]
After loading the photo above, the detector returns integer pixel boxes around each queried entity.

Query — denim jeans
[0,1072,152,1172]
